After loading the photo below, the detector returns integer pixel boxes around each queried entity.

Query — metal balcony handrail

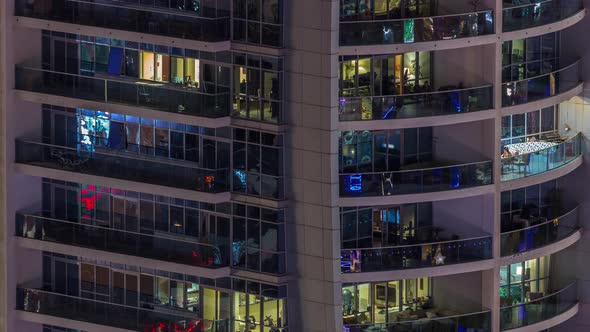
[35,0,230,19]
[503,0,554,10]
[16,286,227,321]
[16,139,227,173]
[340,160,492,175]
[341,8,493,23]
[345,309,492,328]
[340,84,493,99]
[16,64,229,98]
[500,206,578,235]
[500,281,577,309]
[16,212,224,249]
[502,59,580,85]
[342,233,492,251]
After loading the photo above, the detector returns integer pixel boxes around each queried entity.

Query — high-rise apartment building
[1,0,590,332]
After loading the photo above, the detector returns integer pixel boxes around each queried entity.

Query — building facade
[0,0,590,332]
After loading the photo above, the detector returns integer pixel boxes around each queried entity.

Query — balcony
[15,0,230,43]
[341,234,492,273]
[503,0,584,32]
[339,10,494,46]
[501,207,579,256]
[501,60,581,107]
[16,287,229,331]
[15,140,229,194]
[500,133,582,182]
[500,281,578,330]
[15,66,230,120]
[345,310,491,332]
[16,212,229,269]
[340,161,493,197]
[339,85,493,122]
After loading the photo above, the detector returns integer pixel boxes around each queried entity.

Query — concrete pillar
[283,0,342,330]
[1,0,45,330]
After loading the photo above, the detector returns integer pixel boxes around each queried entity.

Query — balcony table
[504,141,557,155]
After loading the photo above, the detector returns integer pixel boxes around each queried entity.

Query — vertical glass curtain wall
[500,256,551,307]
[338,52,493,121]
[32,32,284,123]
[501,32,580,106]
[339,0,494,46]
[16,0,231,42]
[30,179,287,275]
[30,253,288,331]
[503,0,584,32]
[232,0,284,47]
[35,105,285,200]
[499,256,577,330]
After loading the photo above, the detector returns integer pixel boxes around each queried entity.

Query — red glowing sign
[79,185,125,219]
[145,320,202,332]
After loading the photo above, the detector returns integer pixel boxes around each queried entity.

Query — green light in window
[404,19,415,43]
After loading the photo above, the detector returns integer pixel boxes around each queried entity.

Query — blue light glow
[344,174,362,193]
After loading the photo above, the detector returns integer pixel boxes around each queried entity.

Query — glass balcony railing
[500,133,582,182]
[340,10,494,46]
[500,281,578,330]
[16,287,230,332]
[340,161,493,197]
[339,85,493,121]
[503,0,584,32]
[16,140,229,193]
[16,212,229,268]
[345,310,491,332]
[501,61,580,107]
[341,235,492,273]
[15,66,230,119]
[501,207,579,256]
[15,0,230,42]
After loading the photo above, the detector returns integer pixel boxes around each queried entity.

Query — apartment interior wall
[433,46,492,89]
[432,119,495,163]
[432,271,484,313]
[432,194,495,238]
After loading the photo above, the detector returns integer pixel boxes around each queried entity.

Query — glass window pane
[156,277,170,305]
[541,107,556,132]
[512,114,525,137]
[140,274,154,303]
[526,110,540,135]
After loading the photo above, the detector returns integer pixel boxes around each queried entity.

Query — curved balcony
[15,66,230,122]
[339,10,494,46]
[340,161,493,197]
[501,61,580,107]
[500,281,578,331]
[500,133,582,182]
[341,235,492,273]
[16,287,229,331]
[339,85,493,122]
[15,0,229,43]
[15,140,229,194]
[501,207,579,257]
[503,0,584,32]
[16,212,229,269]
[345,310,491,332]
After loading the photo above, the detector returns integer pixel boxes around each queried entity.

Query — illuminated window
[499,256,552,305]
[342,279,431,326]
[141,51,155,80]
[184,58,200,88]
